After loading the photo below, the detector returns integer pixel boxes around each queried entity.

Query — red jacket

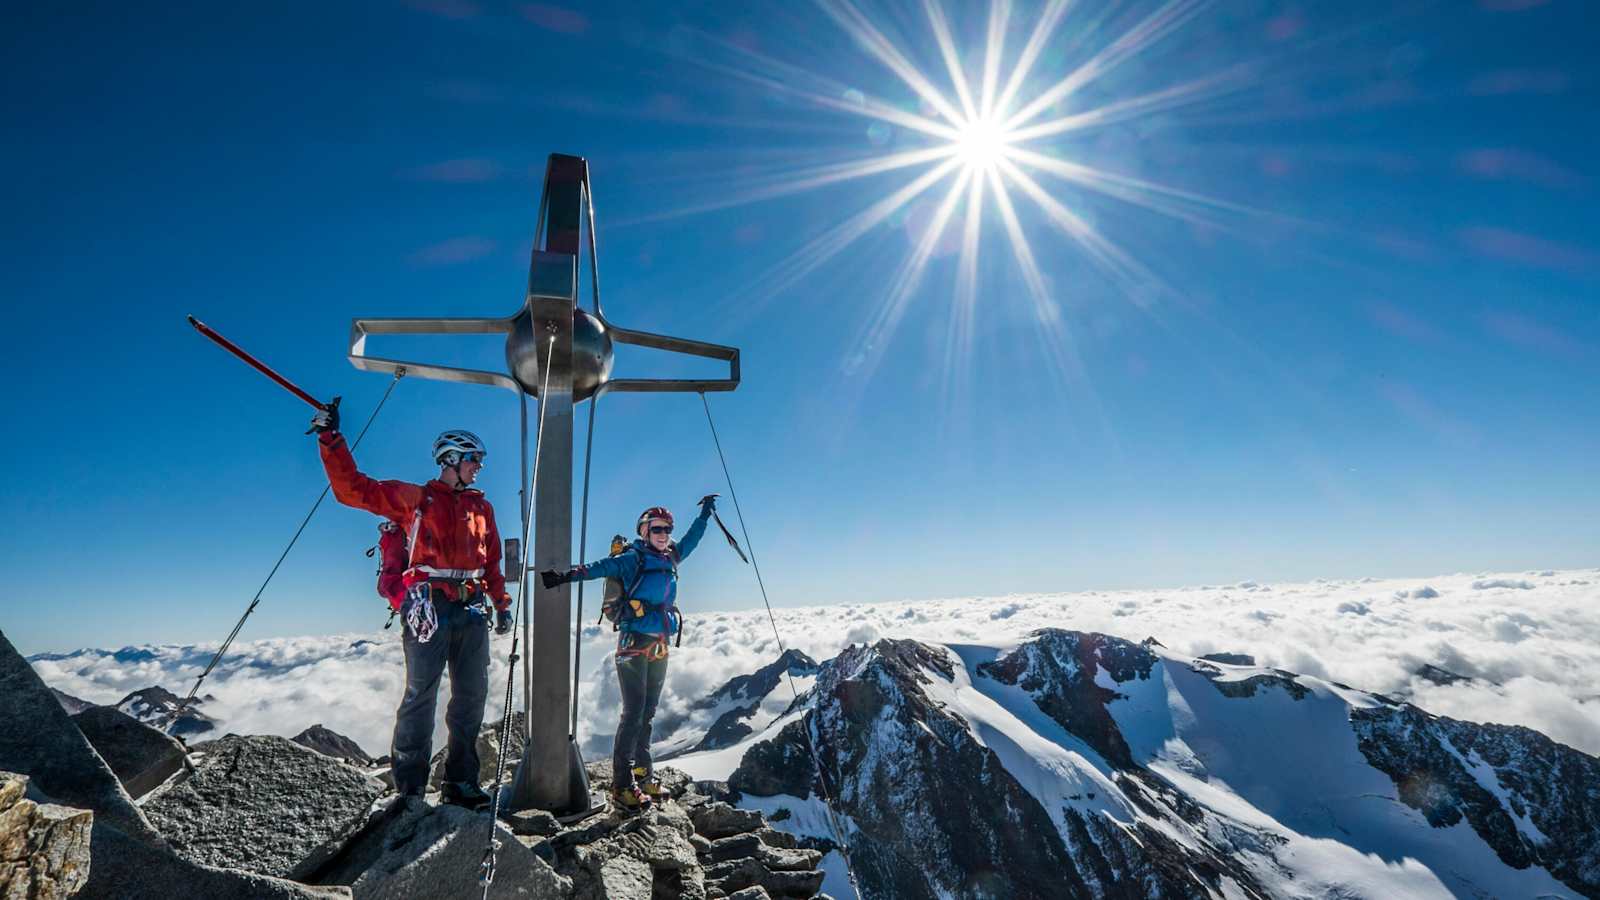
[319,432,510,610]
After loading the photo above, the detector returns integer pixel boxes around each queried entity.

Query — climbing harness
[161,350,404,734]
[480,333,555,894]
[700,392,863,898]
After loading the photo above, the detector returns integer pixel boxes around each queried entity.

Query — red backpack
[367,519,409,612]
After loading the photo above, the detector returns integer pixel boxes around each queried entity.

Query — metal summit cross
[345,154,739,814]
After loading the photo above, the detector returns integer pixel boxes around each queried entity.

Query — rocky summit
[4,617,828,900]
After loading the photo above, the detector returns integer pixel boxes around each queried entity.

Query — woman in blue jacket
[544,495,714,810]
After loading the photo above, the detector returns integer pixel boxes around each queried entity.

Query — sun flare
[952,116,1013,170]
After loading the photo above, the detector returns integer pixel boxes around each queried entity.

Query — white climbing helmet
[432,429,487,466]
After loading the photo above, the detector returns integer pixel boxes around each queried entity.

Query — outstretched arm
[559,551,640,584]
[317,432,422,521]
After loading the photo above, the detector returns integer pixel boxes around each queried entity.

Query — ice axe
[699,494,749,564]
[188,315,340,421]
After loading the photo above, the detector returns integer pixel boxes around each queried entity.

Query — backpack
[366,520,408,620]
[597,538,684,644]
[367,493,437,620]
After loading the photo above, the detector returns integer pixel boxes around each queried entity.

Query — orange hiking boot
[611,783,652,814]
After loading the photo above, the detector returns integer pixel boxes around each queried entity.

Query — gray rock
[430,712,524,790]
[760,869,824,897]
[0,629,163,847]
[83,814,353,899]
[141,734,387,880]
[313,797,569,900]
[726,888,771,900]
[594,854,653,898]
[755,844,823,874]
[754,828,797,850]
[71,705,190,799]
[0,771,93,899]
[705,833,763,864]
[506,808,561,837]
[690,802,764,840]
[704,856,765,895]
[293,725,375,767]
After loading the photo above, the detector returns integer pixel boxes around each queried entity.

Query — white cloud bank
[27,567,1600,760]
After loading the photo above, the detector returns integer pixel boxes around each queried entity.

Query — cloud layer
[29,568,1600,760]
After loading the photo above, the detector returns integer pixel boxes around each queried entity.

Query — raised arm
[673,504,713,562]
[317,432,423,522]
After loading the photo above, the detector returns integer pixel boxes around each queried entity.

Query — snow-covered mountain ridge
[676,629,1600,898]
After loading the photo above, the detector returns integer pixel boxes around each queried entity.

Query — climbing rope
[162,370,405,735]
[699,392,863,899]
[481,335,555,892]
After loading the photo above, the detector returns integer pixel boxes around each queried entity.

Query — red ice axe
[188,315,337,415]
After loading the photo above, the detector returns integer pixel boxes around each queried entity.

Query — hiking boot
[632,766,667,801]
[440,780,492,811]
[610,783,652,814]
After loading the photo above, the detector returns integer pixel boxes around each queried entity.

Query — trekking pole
[188,316,333,411]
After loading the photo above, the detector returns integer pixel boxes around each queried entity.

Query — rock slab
[313,797,570,900]
[71,705,190,799]
[141,734,387,880]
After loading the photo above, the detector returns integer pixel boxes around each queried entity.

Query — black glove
[495,608,513,635]
[540,569,566,590]
[307,397,341,435]
[698,493,719,514]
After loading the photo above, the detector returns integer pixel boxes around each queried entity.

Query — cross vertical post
[343,153,739,816]
[517,155,582,811]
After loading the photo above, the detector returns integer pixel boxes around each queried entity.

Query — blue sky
[3,0,1596,655]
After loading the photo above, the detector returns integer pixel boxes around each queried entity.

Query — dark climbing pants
[613,652,668,787]
[392,596,490,795]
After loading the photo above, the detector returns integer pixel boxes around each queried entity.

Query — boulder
[430,712,524,790]
[691,802,764,840]
[141,734,387,880]
[311,797,569,900]
[293,725,375,767]
[726,888,772,900]
[71,705,190,798]
[593,854,653,898]
[85,816,353,899]
[0,771,92,899]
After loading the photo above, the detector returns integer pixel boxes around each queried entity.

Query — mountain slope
[677,630,1596,899]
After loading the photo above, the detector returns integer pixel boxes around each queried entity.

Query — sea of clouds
[29,567,1600,760]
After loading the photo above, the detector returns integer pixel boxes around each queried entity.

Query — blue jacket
[574,510,709,635]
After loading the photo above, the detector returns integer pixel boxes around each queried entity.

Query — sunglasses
[458,452,484,464]
[648,525,673,535]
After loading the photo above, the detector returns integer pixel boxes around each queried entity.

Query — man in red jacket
[311,405,513,809]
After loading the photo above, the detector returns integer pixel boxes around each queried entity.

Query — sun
[953,116,1013,170]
